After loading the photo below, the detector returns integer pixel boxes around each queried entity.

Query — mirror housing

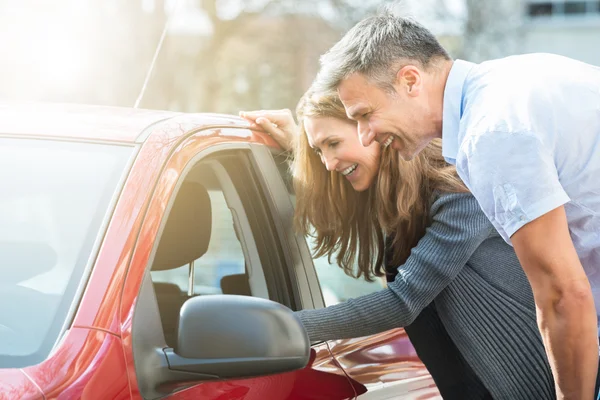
[134,269,312,400]
[165,294,310,378]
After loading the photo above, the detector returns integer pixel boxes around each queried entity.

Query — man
[314,12,600,400]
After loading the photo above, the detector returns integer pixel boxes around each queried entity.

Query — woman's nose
[322,154,338,171]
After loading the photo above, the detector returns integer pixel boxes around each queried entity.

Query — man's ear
[395,65,422,96]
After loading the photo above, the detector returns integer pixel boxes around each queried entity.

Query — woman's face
[304,116,381,192]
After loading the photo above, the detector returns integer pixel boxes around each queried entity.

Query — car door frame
[245,143,325,311]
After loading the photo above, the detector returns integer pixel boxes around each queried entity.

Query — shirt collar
[442,59,476,164]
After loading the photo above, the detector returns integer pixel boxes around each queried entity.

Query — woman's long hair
[292,91,468,281]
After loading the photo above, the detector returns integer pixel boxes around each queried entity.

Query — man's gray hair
[314,12,450,93]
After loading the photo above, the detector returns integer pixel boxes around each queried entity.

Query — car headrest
[0,242,57,283]
[152,182,212,271]
[220,273,251,296]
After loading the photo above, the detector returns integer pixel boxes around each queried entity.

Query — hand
[239,109,299,151]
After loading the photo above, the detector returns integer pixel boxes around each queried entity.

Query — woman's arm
[296,192,494,341]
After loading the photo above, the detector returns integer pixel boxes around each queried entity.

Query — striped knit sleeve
[296,192,494,341]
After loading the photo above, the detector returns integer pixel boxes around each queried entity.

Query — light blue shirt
[442,54,600,333]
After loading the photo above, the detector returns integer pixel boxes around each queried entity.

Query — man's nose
[358,121,376,147]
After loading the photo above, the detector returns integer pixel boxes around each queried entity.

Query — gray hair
[314,12,450,93]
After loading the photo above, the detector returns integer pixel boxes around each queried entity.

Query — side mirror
[164,295,310,379]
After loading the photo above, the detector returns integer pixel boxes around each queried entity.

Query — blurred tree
[396,0,524,62]
[140,0,382,112]
[460,0,524,62]
[165,0,521,113]
[0,0,524,113]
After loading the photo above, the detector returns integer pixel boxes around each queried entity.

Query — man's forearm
[512,206,598,399]
[537,279,598,399]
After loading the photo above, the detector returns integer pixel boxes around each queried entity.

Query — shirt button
[520,215,527,222]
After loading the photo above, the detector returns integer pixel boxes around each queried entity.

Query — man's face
[338,71,435,161]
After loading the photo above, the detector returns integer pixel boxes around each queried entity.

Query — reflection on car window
[0,138,133,368]
[273,152,383,306]
[307,237,384,306]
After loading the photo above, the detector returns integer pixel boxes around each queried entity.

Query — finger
[255,119,283,136]
[239,110,268,120]
[247,123,272,135]
[256,117,278,128]
[241,116,271,131]
[240,110,292,126]
[260,112,293,127]
[239,111,260,123]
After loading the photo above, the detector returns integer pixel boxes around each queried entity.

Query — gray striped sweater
[296,192,555,400]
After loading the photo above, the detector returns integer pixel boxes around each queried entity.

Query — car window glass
[307,237,385,306]
[150,189,245,295]
[0,138,132,368]
[149,167,251,347]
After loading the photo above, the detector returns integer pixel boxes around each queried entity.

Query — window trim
[216,150,294,307]
[202,159,269,299]
[246,143,325,311]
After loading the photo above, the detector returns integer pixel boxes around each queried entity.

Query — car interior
[149,156,265,347]
[0,242,61,358]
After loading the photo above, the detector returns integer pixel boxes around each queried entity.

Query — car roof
[0,102,251,144]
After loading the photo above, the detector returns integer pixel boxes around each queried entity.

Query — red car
[0,103,440,400]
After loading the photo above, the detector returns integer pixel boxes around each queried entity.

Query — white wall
[523,19,600,66]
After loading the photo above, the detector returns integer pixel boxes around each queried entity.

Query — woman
[240,92,555,400]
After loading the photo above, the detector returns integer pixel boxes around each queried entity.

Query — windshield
[0,138,133,368]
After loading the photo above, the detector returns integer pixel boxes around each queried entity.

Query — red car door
[328,331,441,399]
[119,122,357,400]
[160,344,353,400]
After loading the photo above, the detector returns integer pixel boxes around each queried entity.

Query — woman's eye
[329,141,339,149]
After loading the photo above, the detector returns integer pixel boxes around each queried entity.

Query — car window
[134,147,359,400]
[308,239,385,306]
[273,153,383,307]
[149,164,257,347]
[0,138,133,368]
[150,189,245,295]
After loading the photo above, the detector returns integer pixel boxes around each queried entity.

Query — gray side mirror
[164,295,310,379]
[134,270,312,400]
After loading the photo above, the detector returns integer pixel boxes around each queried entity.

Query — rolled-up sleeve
[457,130,570,242]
